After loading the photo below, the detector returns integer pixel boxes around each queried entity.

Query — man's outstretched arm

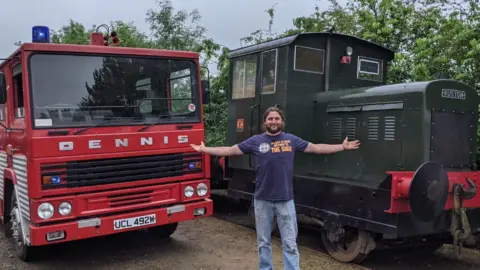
[190,141,245,157]
[304,137,360,154]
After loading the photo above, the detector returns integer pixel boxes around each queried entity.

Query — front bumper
[29,198,212,246]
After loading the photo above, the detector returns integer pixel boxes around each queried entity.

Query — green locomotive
[211,32,480,263]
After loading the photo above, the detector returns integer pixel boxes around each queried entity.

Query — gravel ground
[0,217,364,270]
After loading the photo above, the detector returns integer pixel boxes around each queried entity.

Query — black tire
[148,222,178,238]
[2,193,13,238]
[10,191,34,262]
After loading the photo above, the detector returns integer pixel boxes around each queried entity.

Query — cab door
[226,54,261,170]
[257,49,283,131]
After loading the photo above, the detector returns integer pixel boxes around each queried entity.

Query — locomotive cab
[223,32,395,179]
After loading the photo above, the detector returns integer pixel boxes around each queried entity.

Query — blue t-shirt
[237,132,309,201]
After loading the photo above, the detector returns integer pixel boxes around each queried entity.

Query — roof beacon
[32,26,50,43]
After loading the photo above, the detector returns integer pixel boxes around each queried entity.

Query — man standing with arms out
[190,107,360,270]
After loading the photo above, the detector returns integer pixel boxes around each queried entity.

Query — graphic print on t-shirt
[258,143,270,153]
[270,140,293,153]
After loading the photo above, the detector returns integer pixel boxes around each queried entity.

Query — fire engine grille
[40,152,202,189]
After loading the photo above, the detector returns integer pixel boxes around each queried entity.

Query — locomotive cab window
[261,49,277,94]
[294,45,324,74]
[357,56,383,82]
[231,54,257,100]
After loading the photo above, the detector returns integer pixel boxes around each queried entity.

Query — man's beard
[264,123,284,134]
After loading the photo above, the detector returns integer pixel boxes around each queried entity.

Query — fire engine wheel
[320,227,375,264]
[148,222,178,238]
[10,192,33,262]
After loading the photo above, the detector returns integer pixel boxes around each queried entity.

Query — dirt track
[0,217,364,270]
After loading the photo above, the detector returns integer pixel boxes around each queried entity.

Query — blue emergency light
[32,26,50,43]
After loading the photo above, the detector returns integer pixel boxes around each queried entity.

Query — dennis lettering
[59,136,172,151]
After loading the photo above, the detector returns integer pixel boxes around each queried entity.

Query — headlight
[37,202,54,219]
[197,183,208,196]
[58,202,72,216]
[184,186,194,197]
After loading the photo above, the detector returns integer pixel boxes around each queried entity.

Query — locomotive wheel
[321,227,375,264]
[10,191,33,261]
[248,203,280,236]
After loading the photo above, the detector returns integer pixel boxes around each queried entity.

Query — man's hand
[190,141,205,153]
[342,137,360,150]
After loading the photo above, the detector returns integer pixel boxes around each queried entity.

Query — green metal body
[309,80,478,188]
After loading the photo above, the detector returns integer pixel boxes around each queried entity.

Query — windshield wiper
[73,117,122,135]
[138,112,195,132]
[137,115,172,132]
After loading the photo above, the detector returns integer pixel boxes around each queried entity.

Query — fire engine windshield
[28,53,201,129]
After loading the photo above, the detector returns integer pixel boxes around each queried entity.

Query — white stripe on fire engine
[13,155,29,220]
[0,151,7,201]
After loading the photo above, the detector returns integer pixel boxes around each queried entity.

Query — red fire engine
[0,25,213,261]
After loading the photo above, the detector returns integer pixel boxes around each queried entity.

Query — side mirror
[0,72,6,104]
[201,79,210,105]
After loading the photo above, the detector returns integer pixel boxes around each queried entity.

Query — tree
[51,19,92,45]
[203,47,230,146]
[145,0,220,67]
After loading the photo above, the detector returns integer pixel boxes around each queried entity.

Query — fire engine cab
[0,25,213,261]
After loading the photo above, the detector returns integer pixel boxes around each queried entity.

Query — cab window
[0,71,6,121]
[12,64,24,118]
[261,49,277,94]
[231,55,257,100]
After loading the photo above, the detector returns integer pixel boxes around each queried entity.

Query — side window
[231,55,257,100]
[294,46,325,74]
[0,72,6,121]
[12,64,24,118]
[261,49,277,94]
[357,56,383,82]
[169,68,192,113]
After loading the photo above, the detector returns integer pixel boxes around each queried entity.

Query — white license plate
[113,214,156,231]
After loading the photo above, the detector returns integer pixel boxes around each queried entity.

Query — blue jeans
[254,198,299,270]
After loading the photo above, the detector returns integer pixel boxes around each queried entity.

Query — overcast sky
[0,0,338,72]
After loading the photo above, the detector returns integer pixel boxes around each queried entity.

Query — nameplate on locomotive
[441,89,466,100]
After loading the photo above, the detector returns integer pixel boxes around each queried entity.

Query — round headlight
[346,46,353,56]
[184,186,194,197]
[58,202,72,216]
[37,202,54,219]
[197,183,208,196]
